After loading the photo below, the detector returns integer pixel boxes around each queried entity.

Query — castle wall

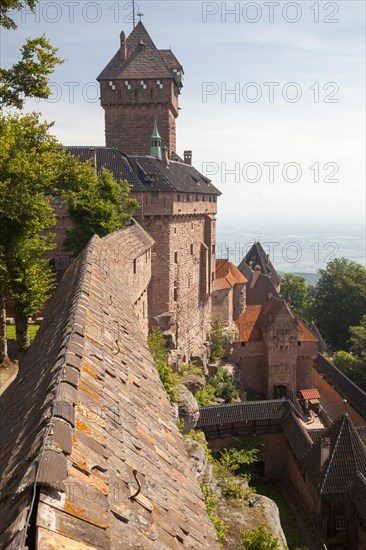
[233,283,246,320]
[296,342,317,389]
[313,368,366,426]
[212,288,232,326]
[230,341,266,396]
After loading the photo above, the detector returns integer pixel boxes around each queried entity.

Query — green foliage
[195,367,238,406]
[0,0,37,30]
[61,160,138,256]
[217,445,259,474]
[221,478,246,500]
[184,430,214,463]
[178,362,204,377]
[309,258,366,351]
[147,327,181,402]
[0,35,64,109]
[333,314,366,391]
[176,418,185,434]
[210,367,238,402]
[280,273,310,319]
[6,323,39,342]
[201,482,228,545]
[0,112,64,350]
[195,383,217,406]
[211,316,226,361]
[236,525,280,550]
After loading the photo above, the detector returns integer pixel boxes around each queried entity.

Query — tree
[333,315,366,391]
[61,161,138,256]
[1,0,63,110]
[309,258,366,351]
[280,273,309,318]
[1,35,63,109]
[147,327,181,402]
[0,112,63,354]
[1,0,37,30]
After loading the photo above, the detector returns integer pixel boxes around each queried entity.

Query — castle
[53,22,221,364]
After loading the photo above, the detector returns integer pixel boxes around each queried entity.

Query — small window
[190,244,194,255]
[212,244,215,254]
[191,222,194,230]
[174,227,177,234]
[174,288,178,302]
[152,191,159,202]
[298,341,301,347]
[212,272,215,282]
[174,252,178,263]
[186,194,190,202]
[133,259,137,274]
[177,194,181,202]
[241,342,246,348]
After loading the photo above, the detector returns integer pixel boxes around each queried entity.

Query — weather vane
[137,12,144,22]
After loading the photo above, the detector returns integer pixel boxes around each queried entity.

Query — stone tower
[97,22,183,157]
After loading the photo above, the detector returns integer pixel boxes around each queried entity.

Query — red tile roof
[298,319,319,342]
[214,259,247,291]
[235,305,262,342]
[300,389,321,400]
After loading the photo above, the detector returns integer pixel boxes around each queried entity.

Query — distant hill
[278,272,320,287]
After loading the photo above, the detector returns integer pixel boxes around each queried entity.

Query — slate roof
[282,411,313,461]
[196,400,289,428]
[0,227,218,549]
[238,242,281,289]
[314,353,366,420]
[64,147,221,196]
[128,155,221,195]
[97,22,182,82]
[214,259,247,291]
[246,273,279,306]
[349,472,366,523]
[303,413,366,495]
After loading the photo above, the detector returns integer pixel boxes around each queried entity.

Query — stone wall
[134,196,217,361]
[263,311,298,399]
[212,288,232,326]
[103,98,177,156]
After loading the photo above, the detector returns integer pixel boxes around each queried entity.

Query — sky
[2,0,365,256]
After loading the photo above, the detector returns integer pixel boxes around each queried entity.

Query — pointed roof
[238,242,281,289]
[97,22,182,81]
[151,119,161,139]
[304,413,366,494]
[258,296,295,327]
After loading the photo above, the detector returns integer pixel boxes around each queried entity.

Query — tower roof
[151,119,161,139]
[238,242,281,289]
[97,22,183,82]
[303,412,366,494]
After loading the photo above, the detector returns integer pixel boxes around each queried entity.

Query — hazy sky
[2,0,365,227]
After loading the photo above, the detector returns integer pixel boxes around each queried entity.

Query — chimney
[250,265,261,288]
[184,150,192,165]
[120,31,127,61]
[320,436,331,468]
[163,146,170,166]
[90,148,97,172]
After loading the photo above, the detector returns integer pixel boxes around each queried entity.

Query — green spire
[150,119,162,160]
